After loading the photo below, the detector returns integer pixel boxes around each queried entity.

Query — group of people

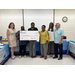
[6,22,64,60]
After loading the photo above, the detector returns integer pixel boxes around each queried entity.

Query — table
[14,41,41,55]
[69,41,75,59]
[14,41,69,55]
[61,41,69,55]
[0,44,11,65]
[0,41,70,65]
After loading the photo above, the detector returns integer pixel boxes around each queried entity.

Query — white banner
[20,31,39,41]
[0,44,10,63]
[69,42,75,54]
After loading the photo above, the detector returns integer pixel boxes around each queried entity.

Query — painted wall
[23,9,54,31]
[55,9,75,41]
[0,9,23,39]
[0,9,75,41]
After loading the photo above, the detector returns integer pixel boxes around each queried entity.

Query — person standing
[7,22,17,59]
[48,22,54,55]
[53,23,64,60]
[28,22,38,58]
[40,25,50,60]
[17,26,29,58]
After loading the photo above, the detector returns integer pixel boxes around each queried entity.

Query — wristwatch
[46,41,48,43]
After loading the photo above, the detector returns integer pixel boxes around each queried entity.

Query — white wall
[0,9,75,41]
[0,9,23,38]
[55,9,75,41]
[24,9,54,31]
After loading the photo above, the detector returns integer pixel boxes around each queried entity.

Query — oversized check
[20,31,39,41]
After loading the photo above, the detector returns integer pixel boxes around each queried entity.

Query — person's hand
[45,42,47,44]
[38,31,40,33]
[59,41,62,45]
[29,40,31,41]
[45,41,48,44]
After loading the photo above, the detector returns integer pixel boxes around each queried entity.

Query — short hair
[31,22,35,25]
[56,23,60,27]
[21,26,25,30]
[21,26,24,28]
[42,25,46,28]
[8,22,15,29]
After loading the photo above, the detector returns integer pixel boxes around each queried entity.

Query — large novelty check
[20,31,39,41]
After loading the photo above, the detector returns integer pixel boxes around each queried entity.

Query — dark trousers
[54,43,63,59]
[19,45,26,55]
[48,41,54,54]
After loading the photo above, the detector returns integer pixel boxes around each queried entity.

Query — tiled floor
[4,55,75,65]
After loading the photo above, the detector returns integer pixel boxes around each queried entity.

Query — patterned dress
[8,28,17,47]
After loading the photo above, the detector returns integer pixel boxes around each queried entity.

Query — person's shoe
[58,58,62,60]
[34,55,37,58]
[19,55,22,58]
[31,56,37,58]
[40,55,44,58]
[24,55,26,58]
[44,56,47,60]
[11,56,16,60]
[31,56,33,58]
[53,56,58,59]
